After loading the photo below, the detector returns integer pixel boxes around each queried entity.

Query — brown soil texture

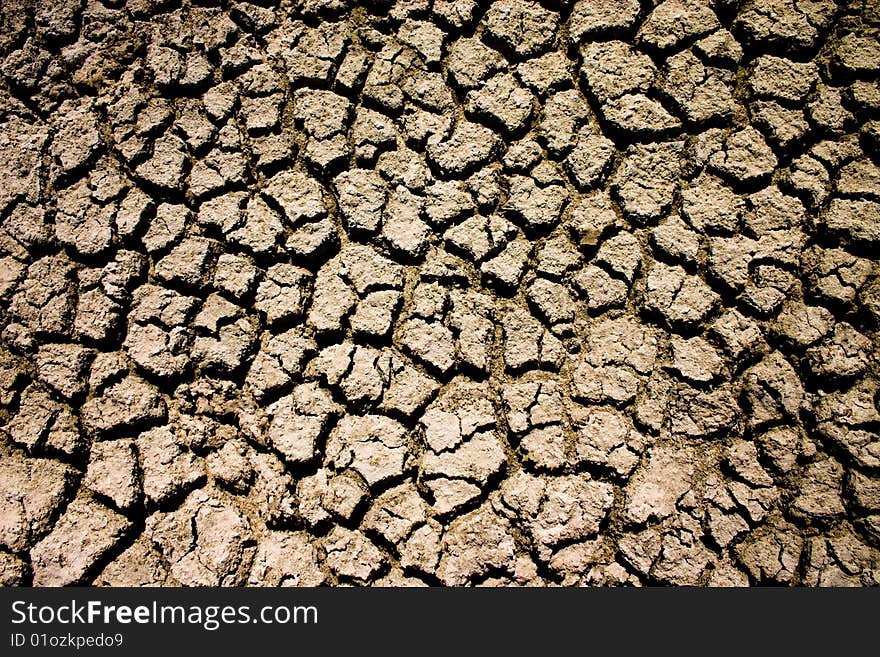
[1,0,880,587]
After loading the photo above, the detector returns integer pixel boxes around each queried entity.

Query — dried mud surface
[1,0,880,587]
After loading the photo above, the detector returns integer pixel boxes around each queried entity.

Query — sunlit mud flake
[340,243,405,294]
[399,318,456,375]
[353,106,397,162]
[517,51,572,96]
[254,264,311,326]
[788,457,845,523]
[651,215,701,265]
[364,482,429,545]
[320,470,367,521]
[564,125,616,191]
[136,426,205,507]
[805,322,873,382]
[483,0,559,59]
[436,504,516,585]
[425,478,483,516]
[566,190,619,248]
[54,180,114,256]
[249,531,325,587]
[30,493,133,586]
[584,316,659,374]
[248,450,300,526]
[81,375,167,436]
[502,307,566,373]
[571,407,643,476]
[580,41,656,103]
[293,88,351,139]
[399,519,443,574]
[540,89,592,156]
[708,127,777,185]
[0,116,47,212]
[143,202,189,253]
[145,489,255,586]
[529,475,615,561]
[569,0,642,41]
[134,133,187,191]
[333,344,390,407]
[663,51,735,124]
[444,213,517,263]
[735,0,836,54]
[801,528,880,587]
[0,455,76,552]
[124,322,191,379]
[749,55,818,102]
[821,199,880,246]
[742,351,804,430]
[241,93,284,135]
[83,439,140,511]
[267,383,339,466]
[670,383,739,439]
[644,262,720,329]
[734,518,803,584]
[34,342,92,400]
[419,380,506,492]
[206,440,254,494]
[325,415,410,488]
[482,237,532,289]
[308,264,358,334]
[379,354,441,418]
[624,443,695,525]
[190,316,257,375]
[526,278,576,336]
[421,425,506,483]
[424,180,474,228]
[835,158,880,198]
[466,73,534,135]
[399,19,446,64]
[447,289,496,374]
[382,186,430,258]
[270,19,349,84]
[3,203,52,252]
[846,471,880,525]
[196,187,243,236]
[92,536,178,586]
[445,37,505,91]
[681,173,745,234]
[573,265,629,313]
[813,379,880,470]
[421,408,465,454]
[154,237,213,290]
[596,232,642,284]
[427,121,499,177]
[636,0,720,51]
[502,378,568,470]
[130,284,199,327]
[227,195,285,255]
[505,175,569,231]
[323,527,386,582]
[402,70,456,114]
[612,141,683,223]
[262,170,327,226]
[350,290,400,338]
[600,94,681,136]
[669,336,724,384]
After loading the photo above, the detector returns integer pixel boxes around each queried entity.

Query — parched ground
[0,0,879,587]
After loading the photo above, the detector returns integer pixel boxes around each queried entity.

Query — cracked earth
[1,0,879,587]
